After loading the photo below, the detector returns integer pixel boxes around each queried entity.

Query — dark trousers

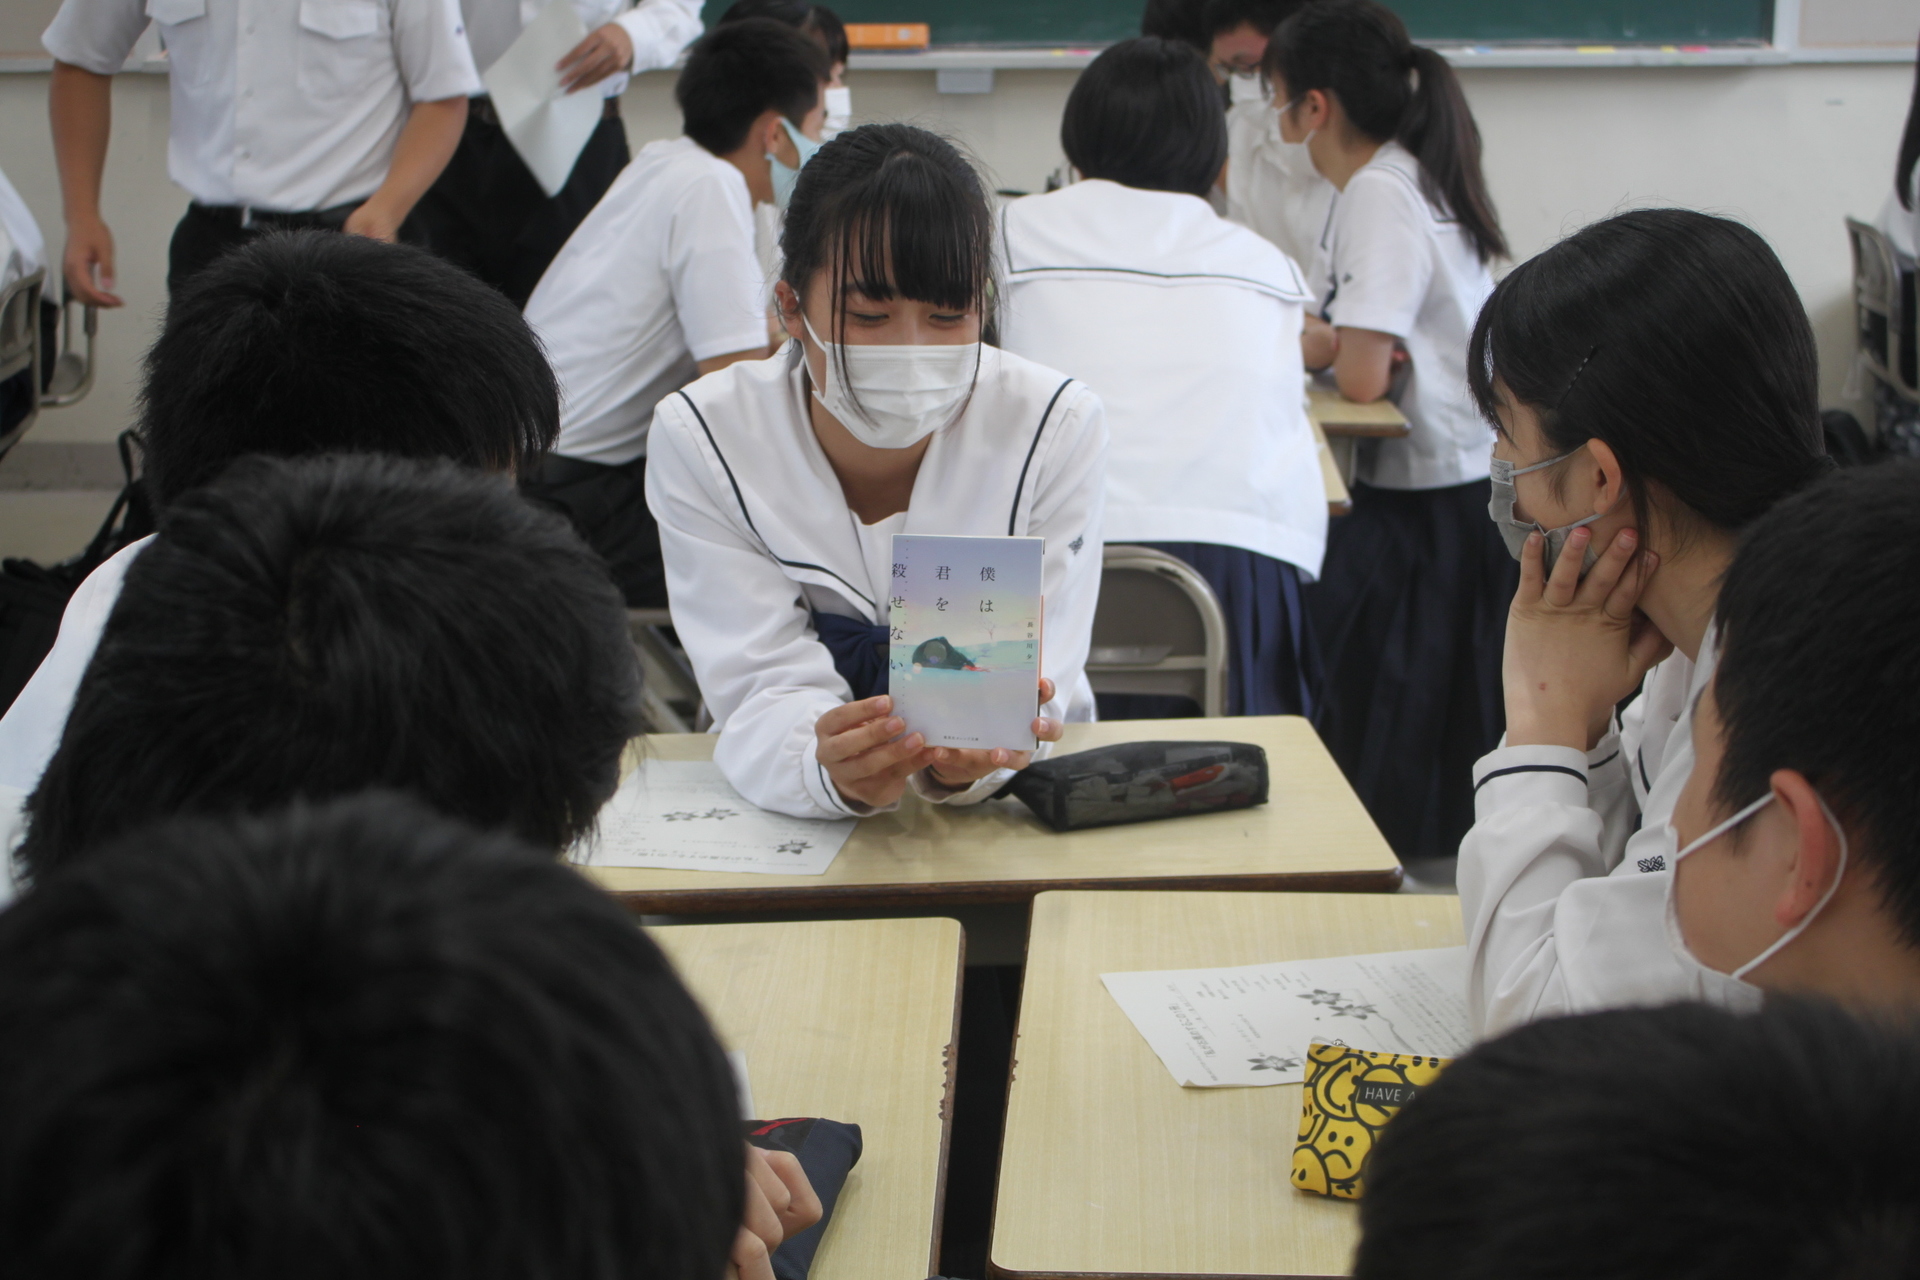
[410,101,630,307]
[166,200,427,300]
[520,453,667,608]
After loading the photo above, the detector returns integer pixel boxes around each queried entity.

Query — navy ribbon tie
[811,611,890,702]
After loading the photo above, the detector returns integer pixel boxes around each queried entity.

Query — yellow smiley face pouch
[1290,1040,1452,1199]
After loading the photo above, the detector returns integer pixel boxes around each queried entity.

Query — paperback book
[887,534,1043,751]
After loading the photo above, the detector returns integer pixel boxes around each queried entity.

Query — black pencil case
[1005,740,1268,831]
[745,1116,863,1280]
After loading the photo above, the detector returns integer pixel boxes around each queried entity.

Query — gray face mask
[1488,451,1603,574]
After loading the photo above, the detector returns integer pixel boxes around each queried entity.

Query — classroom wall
[0,58,1911,445]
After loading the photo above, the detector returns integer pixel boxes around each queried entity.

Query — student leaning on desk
[1360,466,1920,1273]
[44,0,480,302]
[647,123,1106,822]
[1454,210,1830,1036]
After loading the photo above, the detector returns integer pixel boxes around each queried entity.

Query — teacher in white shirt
[44,0,481,300]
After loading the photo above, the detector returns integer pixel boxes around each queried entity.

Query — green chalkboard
[701,1,1773,48]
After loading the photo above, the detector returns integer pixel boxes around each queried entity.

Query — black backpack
[0,430,154,714]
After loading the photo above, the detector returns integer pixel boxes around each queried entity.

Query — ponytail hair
[1898,32,1920,211]
[1265,0,1506,262]
[1468,209,1827,535]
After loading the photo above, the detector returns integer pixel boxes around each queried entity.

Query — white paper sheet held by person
[575,760,856,875]
[480,0,603,196]
[1102,946,1473,1088]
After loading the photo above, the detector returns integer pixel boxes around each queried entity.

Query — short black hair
[1140,0,1209,50]
[677,17,829,156]
[0,793,744,1280]
[717,0,849,67]
[1469,209,1827,534]
[1204,0,1301,38]
[20,453,640,877]
[779,123,993,418]
[140,231,558,507]
[1062,37,1228,199]
[1356,1001,1920,1279]
[1712,461,1920,946]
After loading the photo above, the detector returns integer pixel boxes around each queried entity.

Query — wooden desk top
[1309,416,1351,516]
[587,717,1400,913]
[992,891,1464,1280]
[652,917,964,1280]
[1307,384,1410,439]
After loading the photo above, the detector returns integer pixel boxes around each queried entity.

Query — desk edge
[929,926,967,1276]
[609,867,1404,914]
[989,1266,1348,1280]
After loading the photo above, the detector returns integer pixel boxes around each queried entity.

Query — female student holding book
[999,36,1324,717]
[1456,208,1829,1035]
[646,124,1108,821]
[1265,0,1511,862]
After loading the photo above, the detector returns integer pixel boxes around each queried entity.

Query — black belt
[469,94,620,130]
[188,201,360,231]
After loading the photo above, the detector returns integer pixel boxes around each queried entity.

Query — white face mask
[1274,95,1316,150]
[1663,791,1850,984]
[1488,450,1605,575]
[801,314,980,450]
[822,85,852,138]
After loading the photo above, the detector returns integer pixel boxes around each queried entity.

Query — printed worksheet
[481,0,603,195]
[577,761,854,875]
[1101,947,1472,1088]
[888,533,1043,750]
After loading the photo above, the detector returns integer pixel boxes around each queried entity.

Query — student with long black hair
[1456,209,1829,1035]
[1265,0,1510,863]
[1000,36,1323,717]
[646,123,1107,821]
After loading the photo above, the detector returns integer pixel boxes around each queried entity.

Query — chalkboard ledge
[0,43,1911,75]
[834,43,1912,71]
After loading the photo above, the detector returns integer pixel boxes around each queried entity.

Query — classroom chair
[0,271,97,462]
[627,608,707,733]
[1845,216,1918,404]
[1086,544,1229,717]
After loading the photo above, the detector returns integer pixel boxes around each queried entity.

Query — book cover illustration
[887,534,1043,751]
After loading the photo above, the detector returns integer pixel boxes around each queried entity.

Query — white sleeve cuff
[1472,744,1591,817]
[910,765,1014,806]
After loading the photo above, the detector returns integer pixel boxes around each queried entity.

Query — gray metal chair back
[0,268,43,456]
[1846,216,1918,403]
[1086,544,1229,718]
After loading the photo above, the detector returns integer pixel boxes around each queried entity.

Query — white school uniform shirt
[45,0,481,213]
[0,535,152,901]
[998,179,1327,579]
[0,537,150,798]
[645,344,1108,821]
[1317,140,1495,491]
[1457,627,1762,1037]
[1223,100,1338,282]
[459,0,699,97]
[0,168,45,291]
[529,137,768,466]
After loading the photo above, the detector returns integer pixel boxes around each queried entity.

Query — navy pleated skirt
[1096,541,1322,720]
[1306,479,1518,864]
